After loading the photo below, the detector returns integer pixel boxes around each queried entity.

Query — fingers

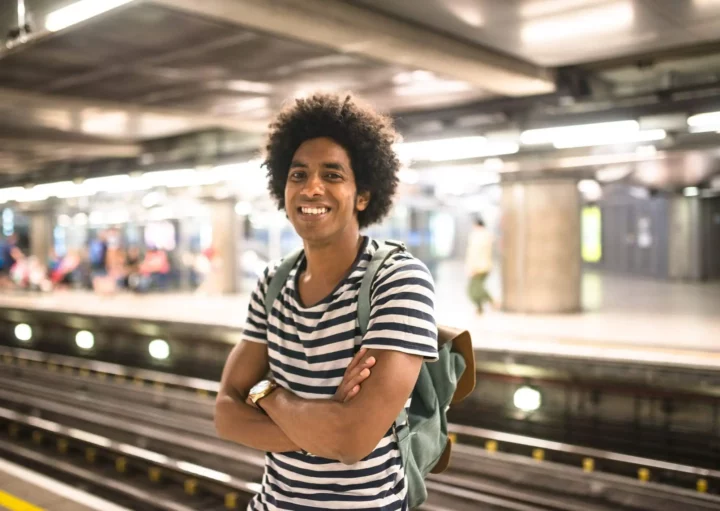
[345,347,367,375]
[344,384,360,402]
[340,356,375,395]
[334,350,376,403]
[344,367,371,392]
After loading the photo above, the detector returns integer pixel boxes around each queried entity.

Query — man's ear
[356,191,371,212]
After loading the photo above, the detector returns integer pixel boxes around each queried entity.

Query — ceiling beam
[0,137,141,157]
[150,0,555,97]
[0,86,267,137]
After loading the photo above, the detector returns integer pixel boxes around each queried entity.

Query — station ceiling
[1,0,720,190]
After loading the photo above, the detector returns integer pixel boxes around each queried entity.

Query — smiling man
[214,93,438,510]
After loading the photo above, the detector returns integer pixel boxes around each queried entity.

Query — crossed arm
[214,340,423,464]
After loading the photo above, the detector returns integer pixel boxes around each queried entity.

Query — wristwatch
[248,379,278,410]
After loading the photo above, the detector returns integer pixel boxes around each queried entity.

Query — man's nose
[301,173,324,197]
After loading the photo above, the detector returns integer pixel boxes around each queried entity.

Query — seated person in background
[122,245,142,289]
[215,93,438,510]
[134,246,170,292]
[50,250,81,288]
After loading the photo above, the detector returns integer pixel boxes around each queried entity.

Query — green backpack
[264,240,476,509]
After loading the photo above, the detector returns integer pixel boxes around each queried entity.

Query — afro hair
[263,92,401,229]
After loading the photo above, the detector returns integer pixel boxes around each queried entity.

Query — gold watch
[248,379,278,409]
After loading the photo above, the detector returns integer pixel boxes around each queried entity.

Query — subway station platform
[0,458,129,511]
[1,268,718,370]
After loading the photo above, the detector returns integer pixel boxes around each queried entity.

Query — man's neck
[302,228,363,288]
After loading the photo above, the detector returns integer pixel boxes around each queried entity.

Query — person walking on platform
[215,93,440,510]
[465,215,495,313]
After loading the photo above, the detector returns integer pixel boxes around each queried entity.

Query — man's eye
[289,171,305,180]
[326,173,342,180]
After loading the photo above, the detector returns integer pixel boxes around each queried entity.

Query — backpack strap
[357,240,405,336]
[264,248,304,317]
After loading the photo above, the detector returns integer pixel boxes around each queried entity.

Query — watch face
[250,380,271,396]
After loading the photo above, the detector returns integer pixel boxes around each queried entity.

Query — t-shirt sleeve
[361,255,439,360]
[241,263,277,344]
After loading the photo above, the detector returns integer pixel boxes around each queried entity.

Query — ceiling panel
[646,0,720,26]
[350,0,714,66]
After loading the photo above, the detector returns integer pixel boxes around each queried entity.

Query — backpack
[264,240,476,509]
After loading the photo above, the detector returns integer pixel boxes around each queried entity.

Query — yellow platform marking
[0,489,45,511]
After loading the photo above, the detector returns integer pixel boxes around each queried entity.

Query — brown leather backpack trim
[437,325,476,404]
[430,437,453,474]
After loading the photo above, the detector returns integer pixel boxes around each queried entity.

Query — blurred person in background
[465,215,495,313]
[88,229,109,278]
[122,245,142,289]
[0,233,22,287]
[50,249,81,288]
[134,245,171,292]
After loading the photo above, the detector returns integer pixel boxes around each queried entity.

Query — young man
[215,93,438,510]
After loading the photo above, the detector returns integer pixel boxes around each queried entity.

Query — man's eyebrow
[290,159,307,167]
[323,162,346,171]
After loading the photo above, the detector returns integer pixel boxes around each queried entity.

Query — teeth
[301,207,328,215]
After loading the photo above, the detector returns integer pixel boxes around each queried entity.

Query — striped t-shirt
[242,237,438,510]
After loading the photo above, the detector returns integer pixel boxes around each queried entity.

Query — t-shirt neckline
[292,236,370,310]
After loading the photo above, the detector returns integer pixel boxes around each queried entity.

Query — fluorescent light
[140,169,196,188]
[46,0,134,32]
[15,323,32,342]
[394,137,519,163]
[0,187,24,203]
[75,330,95,350]
[553,129,666,149]
[521,0,599,18]
[88,211,105,226]
[636,145,657,157]
[83,174,133,193]
[596,165,632,183]
[578,179,602,201]
[688,111,720,131]
[514,386,542,412]
[684,187,700,197]
[73,213,88,226]
[483,158,505,172]
[521,2,634,44]
[394,80,473,96]
[1,158,266,205]
[235,201,253,216]
[149,339,170,360]
[521,120,639,145]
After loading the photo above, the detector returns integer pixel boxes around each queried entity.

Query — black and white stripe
[243,237,438,510]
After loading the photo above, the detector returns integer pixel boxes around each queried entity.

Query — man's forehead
[294,138,350,158]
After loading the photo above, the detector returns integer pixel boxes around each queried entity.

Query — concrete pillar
[205,199,239,294]
[501,179,581,313]
[29,210,53,262]
[668,197,703,281]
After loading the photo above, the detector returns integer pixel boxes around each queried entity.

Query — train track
[1,347,719,510]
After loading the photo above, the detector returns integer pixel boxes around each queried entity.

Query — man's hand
[333,347,376,403]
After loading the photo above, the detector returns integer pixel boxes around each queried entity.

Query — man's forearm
[214,395,301,453]
[260,389,357,463]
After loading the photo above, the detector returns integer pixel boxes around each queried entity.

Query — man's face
[284,137,369,245]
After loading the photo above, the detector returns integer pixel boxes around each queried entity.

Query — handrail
[0,406,259,495]
[448,423,720,478]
